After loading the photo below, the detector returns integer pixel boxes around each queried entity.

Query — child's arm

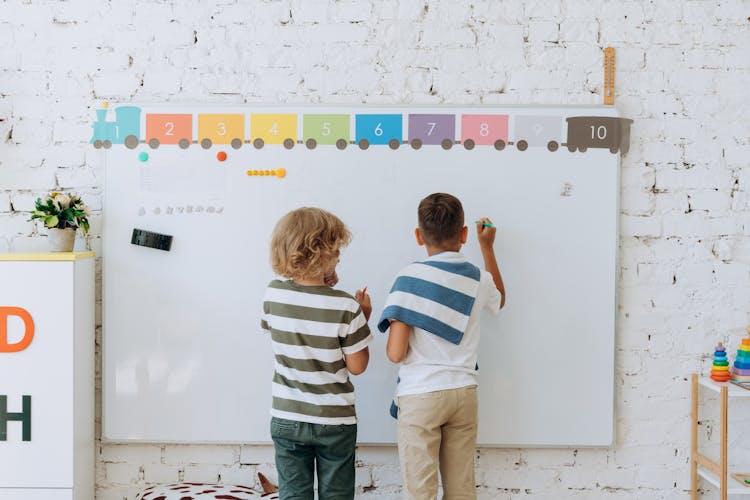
[345,347,369,375]
[386,320,410,363]
[476,218,506,309]
[344,289,372,375]
[354,289,372,320]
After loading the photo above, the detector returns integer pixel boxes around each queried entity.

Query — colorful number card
[461,114,509,147]
[408,114,456,147]
[355,114,402,148]
[250,114,297,148]
[198,114,245,148]
[303,114,350,148]
[146,114,192,148]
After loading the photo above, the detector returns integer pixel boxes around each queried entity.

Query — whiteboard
[101,105,624,446]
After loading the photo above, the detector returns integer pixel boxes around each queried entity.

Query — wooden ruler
[604,47,615,105]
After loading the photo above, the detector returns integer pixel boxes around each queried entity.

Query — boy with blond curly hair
[261,207,372,500]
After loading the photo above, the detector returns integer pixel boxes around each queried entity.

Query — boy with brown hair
[262,207,372,500]
[378,192,505,500]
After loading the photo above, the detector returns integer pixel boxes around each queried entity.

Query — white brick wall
[3,0,750,498]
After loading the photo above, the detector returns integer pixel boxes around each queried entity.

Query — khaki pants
[397,386,478,500]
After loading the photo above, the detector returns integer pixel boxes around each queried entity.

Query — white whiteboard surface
[102,105,620,446]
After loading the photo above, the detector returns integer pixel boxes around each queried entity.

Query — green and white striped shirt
[261,279,372,425]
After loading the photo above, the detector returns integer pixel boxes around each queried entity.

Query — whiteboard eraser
[131,228,173,251]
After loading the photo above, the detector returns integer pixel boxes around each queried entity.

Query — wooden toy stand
[691,373,750,499]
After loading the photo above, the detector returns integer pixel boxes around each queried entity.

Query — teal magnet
[138,152,149,162]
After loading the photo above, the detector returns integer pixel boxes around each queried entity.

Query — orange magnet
[217,151,227,161]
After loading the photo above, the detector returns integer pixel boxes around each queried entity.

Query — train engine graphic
[90,106,141,149]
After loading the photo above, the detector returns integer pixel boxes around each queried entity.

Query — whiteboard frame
[100,104,622,447]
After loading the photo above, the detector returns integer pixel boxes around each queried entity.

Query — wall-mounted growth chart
[97,105,630,447]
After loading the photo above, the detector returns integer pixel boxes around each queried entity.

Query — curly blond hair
[270,207,351,280]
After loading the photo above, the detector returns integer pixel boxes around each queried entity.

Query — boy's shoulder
[398,254,481,281]
[266,279,357,302]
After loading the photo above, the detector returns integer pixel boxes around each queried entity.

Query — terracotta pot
[47,227,76,252]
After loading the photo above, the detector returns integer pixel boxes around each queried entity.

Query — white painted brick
[92,72,143,98]
[183,464,221,483]
[688,190,731,213]
[55,166,98,189]
[218,466,256,487]
[528,21,559,43]
[621,215,661,238]
[356,446,398,465]
[0,213,34,235]
[595,467,638,490]
[105,462,141,484]
[100,444,163,464]
[559,18,599,43]
[656,167,734,191]
[143,463,181,484]
[663,213,738,238]
[370,464,402,488]
[9,235,48,252]
[621,166,655,190]
[0,192,10,212]
[164,444,236,465]
[621,188,655,215]
[522,448,575,467]
[95,486,141,500]
[355,465,373,488]
[2,70,48,95]
[11,117,52,147]
[636,263,676,285]
[714,262,750,284]
[239,444,275,465]
[654,192,689,214]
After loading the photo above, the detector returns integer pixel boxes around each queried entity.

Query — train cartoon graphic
[91,106,632,155]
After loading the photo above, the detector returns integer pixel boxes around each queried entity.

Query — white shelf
[698,377,750,398]
[697,467,750,495]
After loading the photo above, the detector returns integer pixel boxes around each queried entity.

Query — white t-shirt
[394,251,502,397]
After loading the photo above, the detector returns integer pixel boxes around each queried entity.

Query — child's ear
[460,226,468,244]
[415,228,425,246]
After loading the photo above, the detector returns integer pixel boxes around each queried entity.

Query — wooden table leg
[720,385,728,500]
[691,373,698,500]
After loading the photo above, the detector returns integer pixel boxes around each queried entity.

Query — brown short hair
[417,193,464,246]
[270,207,351,280]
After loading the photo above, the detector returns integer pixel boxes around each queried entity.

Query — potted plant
[30,192,91,252]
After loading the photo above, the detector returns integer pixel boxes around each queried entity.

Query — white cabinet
[0,253,95,500]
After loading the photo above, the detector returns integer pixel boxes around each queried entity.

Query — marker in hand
[362,286,367,295]
[475,220,496,228]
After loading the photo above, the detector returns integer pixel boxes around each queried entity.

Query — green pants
[270,417,357,500]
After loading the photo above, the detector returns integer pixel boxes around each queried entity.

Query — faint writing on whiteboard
[139,163,226,209]
[137,205,224,216]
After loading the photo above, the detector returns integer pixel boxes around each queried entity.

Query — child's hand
[355,289,372,321]
[476,217,496,249]
[324,270,339,287]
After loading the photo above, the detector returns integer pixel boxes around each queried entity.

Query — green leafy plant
[30,192,90,233]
